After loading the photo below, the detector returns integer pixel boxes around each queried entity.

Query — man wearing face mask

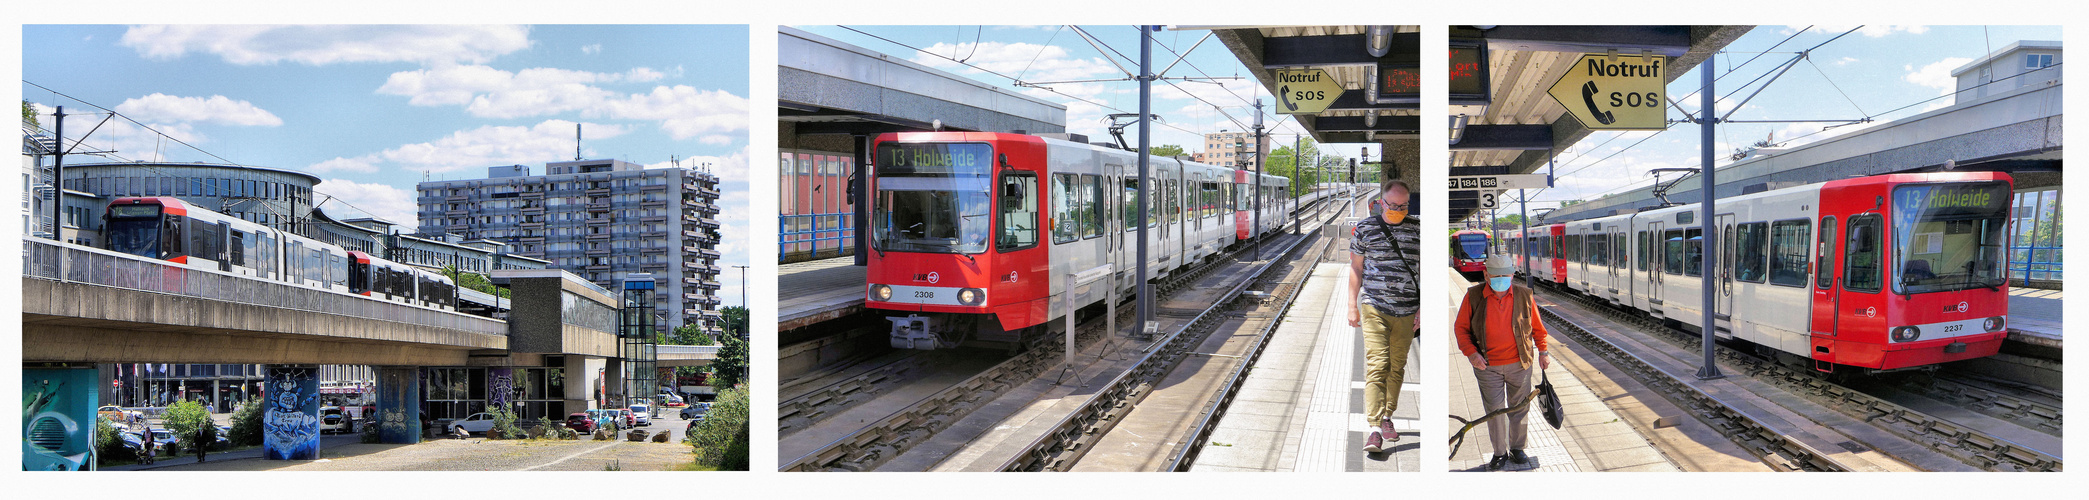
[1347,178,1419,454]
[1454,254,1550,471]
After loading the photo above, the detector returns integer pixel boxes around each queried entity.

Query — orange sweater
[1454,286,1548,366]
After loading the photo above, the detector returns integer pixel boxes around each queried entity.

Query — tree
[709,332,748,389]
[722,305,749,339]
[159,399,211,456]
[685,385,748,470]
[1494,214,1526,229]
[662,323,717,346]
[444,266,509,298]
[228,400,265,447]
[1149,144,1186,158]
[22,100,39,128]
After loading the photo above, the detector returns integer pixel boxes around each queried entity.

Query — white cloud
[314,178,419,226]
[307,156,380,174]
[379,65,745,142]
[113,93,283,126]
[1905,57,1973,95]
[376,119,628,173]
[596,85,748,141]
[29,101,229,163]
[581,43,602,55]
[1834,56,1859,67]
[121,25,531,65]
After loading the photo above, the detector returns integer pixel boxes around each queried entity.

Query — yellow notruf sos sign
[1547,54,1669,130]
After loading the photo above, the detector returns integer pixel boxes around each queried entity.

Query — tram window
[1768,219,1811,287]
[1080,175,1101,239]
[996,172,1038,250]
[1684,229,1704,277]
[1663,230,1685,275]
[230,230,246,267]
[1735,222,1768,283]
[1614,234,1628,268]
[1166,179,1179,225]
[1844,215,1882,293]
[1051,174,1077,244]
[1122,179,1140,229]
[1588,234,1607,267]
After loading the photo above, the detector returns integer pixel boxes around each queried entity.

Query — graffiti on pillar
[489,367,515,412]
[376,368,420,444]
[262,367,321,460]
[22,367,97,470]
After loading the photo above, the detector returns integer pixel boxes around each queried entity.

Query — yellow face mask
[1380,198,1408,222]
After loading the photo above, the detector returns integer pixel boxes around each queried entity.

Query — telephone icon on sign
[1580,81,1616,125]
[1279,85,1299,112]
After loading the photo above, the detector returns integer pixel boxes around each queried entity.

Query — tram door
[1809,216,1841,337]
[1716,214,1736,336]
[1107,163,1127,292]
[1647,221,1664,301]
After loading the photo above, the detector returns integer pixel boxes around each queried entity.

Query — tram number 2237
[913,290,936,299]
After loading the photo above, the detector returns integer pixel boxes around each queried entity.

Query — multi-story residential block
[416,159,724,335]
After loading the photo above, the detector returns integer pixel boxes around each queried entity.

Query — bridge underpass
[22,238,642,457]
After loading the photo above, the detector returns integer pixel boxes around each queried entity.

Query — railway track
[779,189,1364,472]
[1540,286,2061,471]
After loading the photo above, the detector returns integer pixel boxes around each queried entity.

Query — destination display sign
[1378,65,1421,101]
[1448,39,1490,105]
[876,143,992,175]
[1546,54,1669,130]
[1895,182,2011,216]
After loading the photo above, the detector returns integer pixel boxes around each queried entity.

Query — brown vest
[1463,284,1537,369]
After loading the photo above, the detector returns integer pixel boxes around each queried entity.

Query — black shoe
[1485,454,1508,471]
[1509,449,1530,465]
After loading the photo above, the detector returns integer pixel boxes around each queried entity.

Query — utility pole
[1695,54,1725,380]
[1135,25,1155,341]
[734,265,749,339]
[48,106,64,241]
[1252,98,1264,261]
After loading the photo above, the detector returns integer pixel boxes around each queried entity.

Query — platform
[2007,287,2062,348]
[1189,260,1421,472]
[778,257,866,330]
[1445,271,1682,472]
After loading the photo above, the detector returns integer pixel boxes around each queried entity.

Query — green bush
[160,400,211,455]
[93,416,137,466]
[487,405,525,440]
[228,401,264,447]
[686,385,748,469]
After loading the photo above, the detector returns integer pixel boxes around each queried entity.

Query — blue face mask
[1489,277,1513,292]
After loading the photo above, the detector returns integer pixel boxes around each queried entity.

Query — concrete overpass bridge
[656,344,719,367]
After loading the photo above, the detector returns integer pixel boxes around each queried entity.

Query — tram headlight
[957,288,984,306]
[1891,326,1922,343]
[1984,316,2005,332]
[871,284,893,301]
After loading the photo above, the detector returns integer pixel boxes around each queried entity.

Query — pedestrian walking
[1453,254,1551,471]
[1346,178,1420,453]
[195,422,213,463]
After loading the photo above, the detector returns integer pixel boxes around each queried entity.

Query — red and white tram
[864,132,1299,350]
[102,196,458,311]
[1518,172,2013,372]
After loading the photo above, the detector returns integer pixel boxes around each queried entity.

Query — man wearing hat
[1453,254,1550,470]
[1347,178,1419,454]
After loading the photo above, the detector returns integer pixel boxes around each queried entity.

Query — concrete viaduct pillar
[376,367,421,445]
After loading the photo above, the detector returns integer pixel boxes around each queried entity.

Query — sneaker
[1485,454,1509,471]
[1510,449,1531,466]
[1379,418,1401,443]
[1361,431,1385,453]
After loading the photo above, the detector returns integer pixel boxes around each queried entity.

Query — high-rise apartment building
[416,159,724,336]
[1199,130,1268,169]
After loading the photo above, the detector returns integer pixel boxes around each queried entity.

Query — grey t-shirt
[1351,215,1420,316]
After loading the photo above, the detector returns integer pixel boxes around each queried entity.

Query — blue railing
[2008,245,2063,281]
[779,212,855,262]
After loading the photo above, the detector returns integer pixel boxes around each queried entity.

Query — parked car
[680,405,708,421]
[657,393,685,407]
[616,408,636,429]
[148,429,180,454]
[97,405,140,425]
[564,412,598,433]
[320,406,351,434]
[629,403,652,426]
[445,413,499,436]
[586,409,618,431]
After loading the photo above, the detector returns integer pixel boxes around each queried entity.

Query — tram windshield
[1891,182,2011,294]
[1455,232,1489,259]
[104,204,163,258]
[873,143,994,254]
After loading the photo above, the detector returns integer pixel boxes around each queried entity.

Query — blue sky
[23,24,755,306]
[1503,25,2062,217]
[795,25,1382,161]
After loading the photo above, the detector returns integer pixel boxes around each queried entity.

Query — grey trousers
[1473,362,1532,454]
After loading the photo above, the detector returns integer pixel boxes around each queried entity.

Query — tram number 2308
[914,291,936,299]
